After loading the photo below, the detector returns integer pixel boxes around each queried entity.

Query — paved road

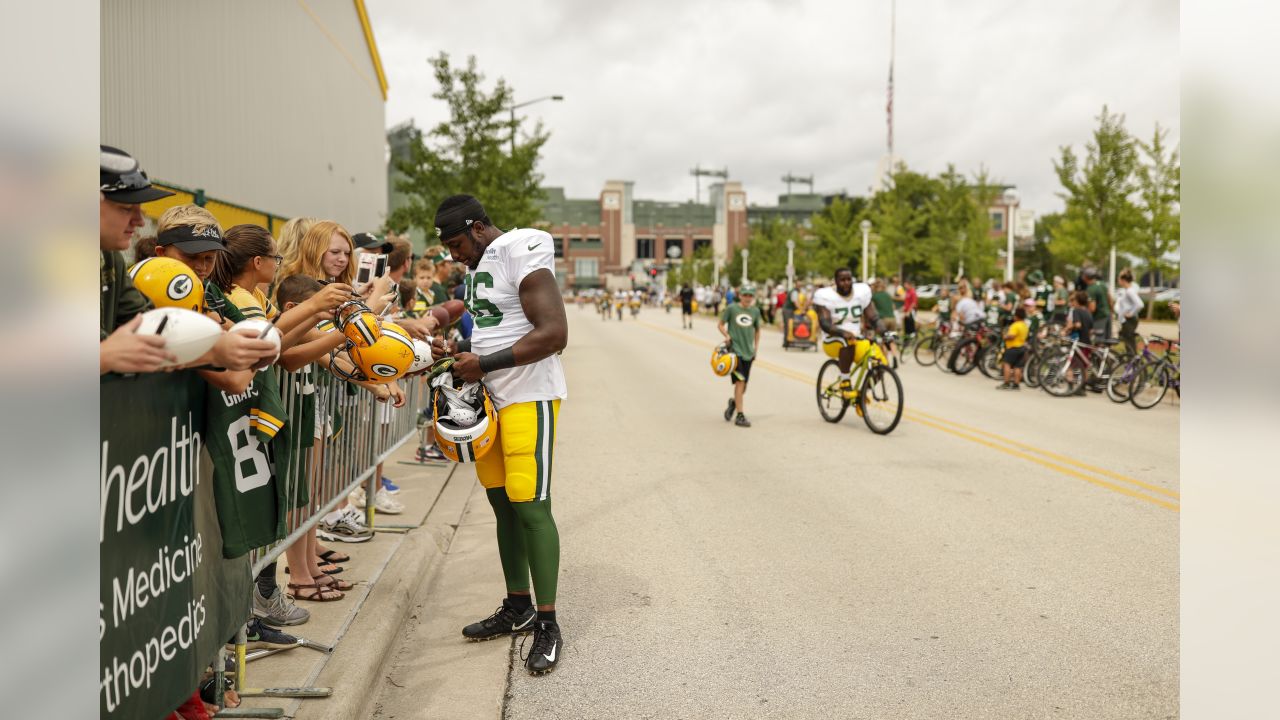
[376,306,1178,720]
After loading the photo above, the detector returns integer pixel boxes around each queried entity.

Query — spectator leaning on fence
[153,206,278,388]
[99,145,176,373]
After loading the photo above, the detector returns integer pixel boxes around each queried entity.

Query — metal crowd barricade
[216,367,427,718]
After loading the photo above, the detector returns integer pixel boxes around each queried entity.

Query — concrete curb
[296,465,472,720]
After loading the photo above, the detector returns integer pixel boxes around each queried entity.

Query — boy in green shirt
[718,285,763,428]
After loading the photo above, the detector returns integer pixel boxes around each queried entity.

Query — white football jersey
[468,228,568,410]
[811,284,873,338]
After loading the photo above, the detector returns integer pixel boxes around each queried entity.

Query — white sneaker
[341,505,371,529]
[348,487,402,515]
[374,488,404,514]
[348,486,367,508]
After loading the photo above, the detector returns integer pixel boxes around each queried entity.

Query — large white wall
[102,0,388,231]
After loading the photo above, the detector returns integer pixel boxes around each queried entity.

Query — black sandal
[285,563,343,576]
[317,549,351,564]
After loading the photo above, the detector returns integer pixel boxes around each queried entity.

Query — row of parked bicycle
[892,319,1180,410]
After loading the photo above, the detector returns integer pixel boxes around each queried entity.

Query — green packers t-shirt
[430,281,449,305]
[721,303,762,361]
[1087,282,1111,324]
[871,290,895,321]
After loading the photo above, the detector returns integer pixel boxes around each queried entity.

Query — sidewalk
[228,441,472,719]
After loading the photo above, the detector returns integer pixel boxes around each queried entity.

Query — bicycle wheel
[860,362,904,435]
[913,333,939,366]
[1024,350,1042,389]
[1130,360,1170,409]
[951,339,979,375]
[936,337,958,373]
[1106,358,1138,403]
[816,359,849,423]
[977,342,1003,379]
[1039,348,1084,397]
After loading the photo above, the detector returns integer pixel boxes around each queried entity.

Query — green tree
[810,196,868,273]
[959,166,1000,282]
[924,164,979,283]
[1052,106,1142,270]
[387,54,549,236]
[722,217,806,287]
[865,164,938,281]
[1134,123,1180,316]
[1028,211,1065,279]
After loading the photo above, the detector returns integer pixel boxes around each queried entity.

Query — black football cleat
[523,620,562,675]
[462,602,536,642]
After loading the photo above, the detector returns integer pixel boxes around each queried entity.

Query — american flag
[887,63,894,156]
[886,0,895,157]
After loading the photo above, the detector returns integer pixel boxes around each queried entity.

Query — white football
[409,338,433,374]
[136,307,223,366]
[230,318,283,367]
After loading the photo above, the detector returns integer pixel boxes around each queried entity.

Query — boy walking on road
[719,285,762,428]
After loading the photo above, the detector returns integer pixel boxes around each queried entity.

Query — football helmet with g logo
[711,343,738,377]
[429,369,499,463]
[334,299,382,348]
[329,320,415,384]
[128,257,204,313]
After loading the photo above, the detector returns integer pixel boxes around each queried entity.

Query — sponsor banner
[100,372,250,719]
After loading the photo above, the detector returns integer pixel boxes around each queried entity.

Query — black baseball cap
[156,224,228,254]
[100,145,174,204]
[352,232,393,253]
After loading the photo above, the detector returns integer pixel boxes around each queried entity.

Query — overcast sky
[368,0,1178,216]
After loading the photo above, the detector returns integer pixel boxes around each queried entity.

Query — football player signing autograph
[430,195,569,675]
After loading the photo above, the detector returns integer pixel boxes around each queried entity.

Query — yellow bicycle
[815,340,903,434]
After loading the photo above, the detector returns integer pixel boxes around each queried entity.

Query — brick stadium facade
[540,180,748,289]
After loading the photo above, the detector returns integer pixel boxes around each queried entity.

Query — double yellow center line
[636,319,1179,513]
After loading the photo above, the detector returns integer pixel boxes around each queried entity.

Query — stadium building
[102,0,389,237]
[538,181,748,290]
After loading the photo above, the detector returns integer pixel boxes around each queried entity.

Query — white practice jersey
[812,284,873,339]
[468,228,568,410]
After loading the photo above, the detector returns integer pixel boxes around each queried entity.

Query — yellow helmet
[128,257,204,312]
[711,343,738,377]
[330,321,415,385]
[335,300,382,348]
[430,371,499,463]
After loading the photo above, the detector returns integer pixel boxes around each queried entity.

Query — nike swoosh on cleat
[543,643,557,663]
[528,242,541,251]
[513,615,535,631]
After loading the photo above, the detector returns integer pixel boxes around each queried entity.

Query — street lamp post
[859,219,872,280]
[786,239,796,291]
[507,95,564,155]
[741,248,750,285]
[1003,188,1019,282]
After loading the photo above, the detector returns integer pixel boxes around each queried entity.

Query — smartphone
[354,252,388,292]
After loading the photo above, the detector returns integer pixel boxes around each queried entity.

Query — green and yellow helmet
[711,343,738,377]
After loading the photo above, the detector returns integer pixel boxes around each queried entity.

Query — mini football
[135,307,222,366]
[230,318,283,367]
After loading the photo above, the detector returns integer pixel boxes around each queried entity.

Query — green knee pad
[510,499,560,606]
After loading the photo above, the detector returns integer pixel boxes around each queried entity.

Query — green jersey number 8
[464,272,504,328]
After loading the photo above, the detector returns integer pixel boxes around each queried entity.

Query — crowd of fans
[99,145,470,719]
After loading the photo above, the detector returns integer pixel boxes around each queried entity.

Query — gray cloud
[369,0,1177,215]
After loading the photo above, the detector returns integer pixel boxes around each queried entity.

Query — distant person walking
[679,283,694,329]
